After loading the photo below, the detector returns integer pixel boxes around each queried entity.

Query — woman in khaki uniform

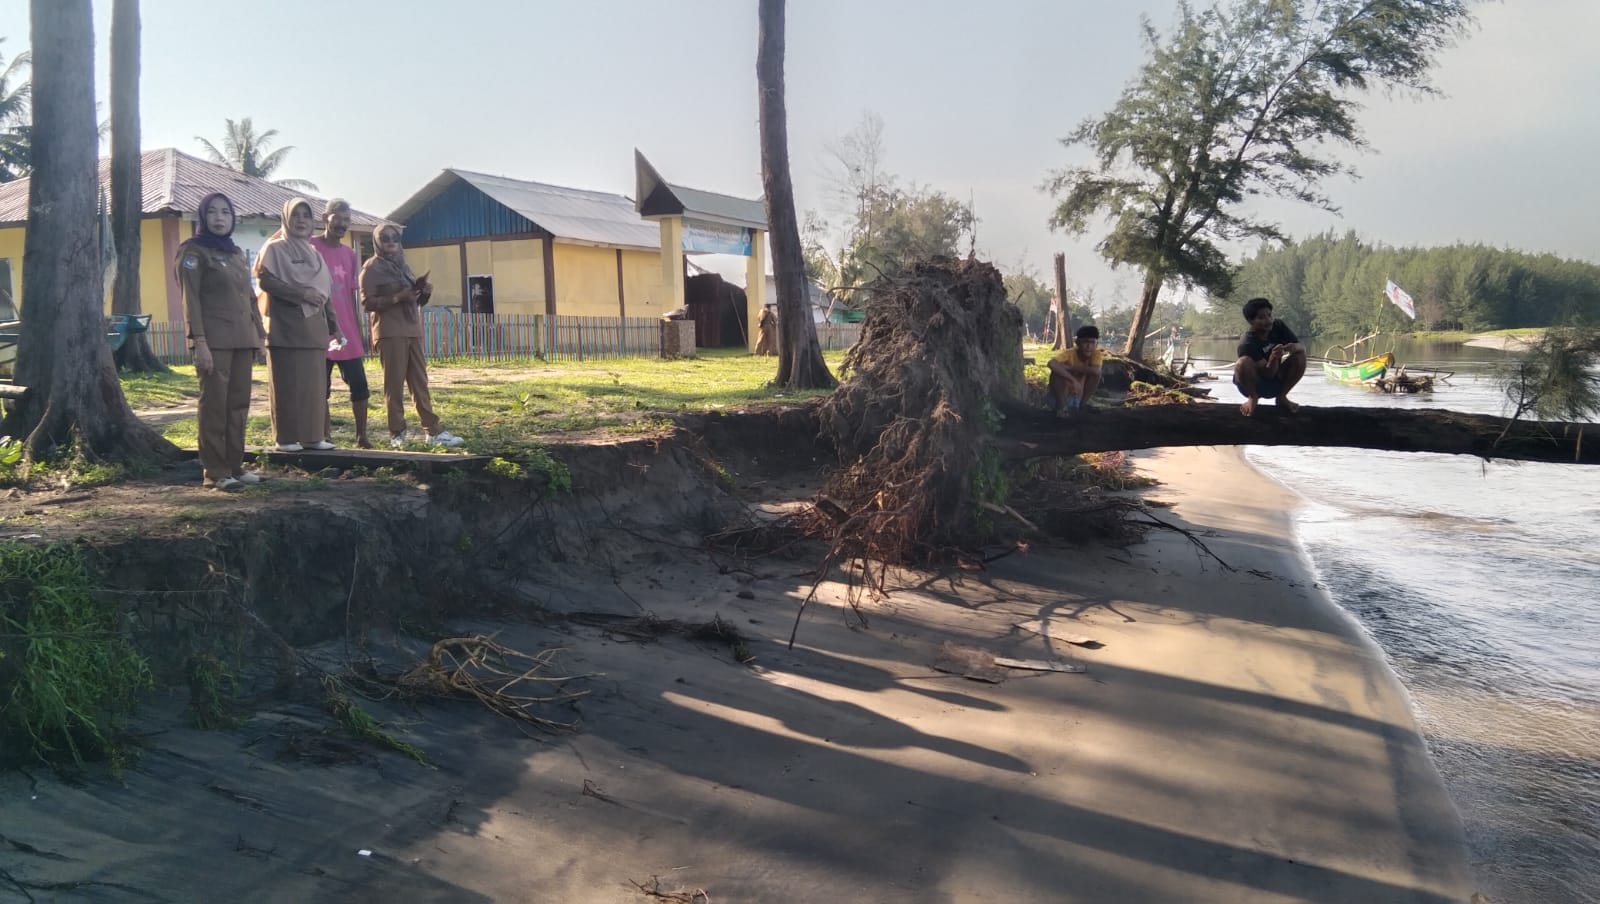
[360,226,463,448]
[178,192,266,491]
[254,198,343,452]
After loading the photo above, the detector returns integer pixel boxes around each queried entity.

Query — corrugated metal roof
[634,150,767,230]
[389,169,662,251]
[392,173,542,244]
[0,148,388,228]
[664,183,767,230]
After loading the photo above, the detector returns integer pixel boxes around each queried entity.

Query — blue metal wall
[399,177,541,244]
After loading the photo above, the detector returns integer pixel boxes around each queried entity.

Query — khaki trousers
[377,336,440,437]
[268,347,328,445]
[197,348,254,482]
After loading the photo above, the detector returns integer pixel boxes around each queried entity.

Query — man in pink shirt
[311,199,372,448]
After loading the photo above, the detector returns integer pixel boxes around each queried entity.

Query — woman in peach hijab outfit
[254,198,344,452]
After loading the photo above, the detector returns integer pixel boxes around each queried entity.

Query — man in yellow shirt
[1048,325,1105,416]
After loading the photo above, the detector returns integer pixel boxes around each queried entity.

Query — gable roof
[0,148,388,228]
[635,150,766,230]
[389,169,663,251]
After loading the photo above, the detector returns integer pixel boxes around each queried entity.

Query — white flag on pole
[1384,279,1416,320]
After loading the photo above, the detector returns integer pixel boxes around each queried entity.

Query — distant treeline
[1188,232,1600,337]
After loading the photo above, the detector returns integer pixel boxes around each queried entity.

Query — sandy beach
[0,444,1473,903]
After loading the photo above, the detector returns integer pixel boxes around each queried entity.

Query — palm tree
[0,37,32,183]
[195,117,318,191]
[757,0,833,389]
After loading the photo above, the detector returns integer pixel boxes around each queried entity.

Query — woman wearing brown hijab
[255,198,344,452]
[178,192,266,490]
[360,225,463,448]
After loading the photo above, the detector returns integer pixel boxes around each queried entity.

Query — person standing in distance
[178,192,266,490]
[360,226,464,448]
[310,199,372,448]
[255,198,344,452]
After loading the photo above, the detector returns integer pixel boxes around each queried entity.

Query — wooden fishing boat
[1322,351,1393,385]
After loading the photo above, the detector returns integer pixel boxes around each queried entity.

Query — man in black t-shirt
[1233,297,1307,416]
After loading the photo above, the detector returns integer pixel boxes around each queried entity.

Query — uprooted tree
[806,257,1088,582]
[2,0,177,465]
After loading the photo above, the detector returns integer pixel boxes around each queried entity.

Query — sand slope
[0,446,1471,903]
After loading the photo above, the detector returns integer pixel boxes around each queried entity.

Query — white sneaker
[273,442,303,453]
[211,477,243,492]
[425,430,464,447]
[390,431,409,449]
[234,471,263,485]
[306,440,336,451]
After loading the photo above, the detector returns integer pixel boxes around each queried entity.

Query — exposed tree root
[397,635,590,733]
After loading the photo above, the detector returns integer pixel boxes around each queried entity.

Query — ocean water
[1188,339,1600,903]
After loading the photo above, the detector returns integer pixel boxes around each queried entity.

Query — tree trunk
[757,0,835,390]
[1052,252,1068,350]
[995,403,1599,466]
[4,0,176,465]
[110,0,162,373]
[1122,267,1165,361]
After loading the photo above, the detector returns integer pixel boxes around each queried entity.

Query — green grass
[8,443,161,490]
[120,366,201,408]
[152,349,849,457]
[0,544,152,767]
[1409,327,1548,343]
[322,676,430,766]
[434,348,846,442]
[160,414,274,450]
[187,653,241,730]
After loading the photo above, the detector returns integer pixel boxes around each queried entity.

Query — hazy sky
[1,0,1595,310]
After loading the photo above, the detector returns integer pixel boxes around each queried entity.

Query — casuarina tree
[1045,0,1474,360]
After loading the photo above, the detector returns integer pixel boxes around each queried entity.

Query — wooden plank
[175,446,493,474]
[992,656,1087,674]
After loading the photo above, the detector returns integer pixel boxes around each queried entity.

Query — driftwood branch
[996,403,1598,466]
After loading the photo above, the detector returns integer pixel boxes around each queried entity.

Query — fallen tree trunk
[996,403,1598,466]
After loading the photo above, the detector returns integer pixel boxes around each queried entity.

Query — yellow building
[0,148,387,324]
[388,168,669,320]
[389,158,768,346]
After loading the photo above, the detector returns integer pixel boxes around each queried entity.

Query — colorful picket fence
[146,321,194,365]
[143,313,859,365]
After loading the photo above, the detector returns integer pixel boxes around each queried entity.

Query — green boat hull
[1322,352,1393,385]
